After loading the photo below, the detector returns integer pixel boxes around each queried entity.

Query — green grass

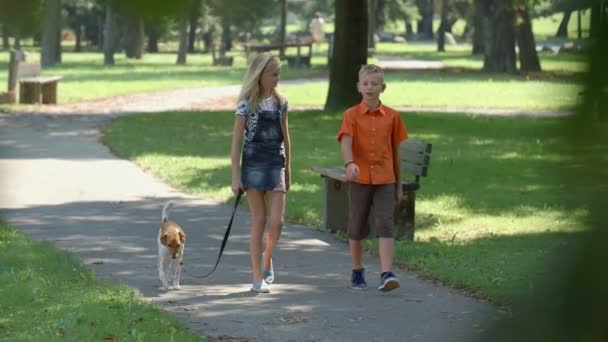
[103,110,606,304]
[0,219,203,341]
[282,70,583,110]
[0,51,324,106]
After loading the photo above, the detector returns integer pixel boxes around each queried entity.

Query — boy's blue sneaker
[351,268,367,290]
[378,271,400,292]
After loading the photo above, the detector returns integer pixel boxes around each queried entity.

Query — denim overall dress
[236,98,287,192]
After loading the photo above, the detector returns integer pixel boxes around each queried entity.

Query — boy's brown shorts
[347,182,395,240]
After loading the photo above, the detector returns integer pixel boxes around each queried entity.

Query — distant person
[337,64,408,292]
[309,12,325,45]
[230,53,291,294]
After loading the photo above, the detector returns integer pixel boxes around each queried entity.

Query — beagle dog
[158,201,186,290]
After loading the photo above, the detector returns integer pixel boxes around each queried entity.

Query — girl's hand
[231,178,242,195]
[345,163,359,181]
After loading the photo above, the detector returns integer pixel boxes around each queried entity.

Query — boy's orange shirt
[337,101,408,185]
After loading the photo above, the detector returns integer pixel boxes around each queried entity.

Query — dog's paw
[174,284,181,290]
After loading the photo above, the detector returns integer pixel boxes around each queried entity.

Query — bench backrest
[16,62,42,79]
[400,139,432,181]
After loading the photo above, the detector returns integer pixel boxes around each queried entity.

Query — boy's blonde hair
[358,64,384,81]
[238,52,284,111]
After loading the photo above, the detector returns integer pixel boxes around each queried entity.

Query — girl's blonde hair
[238,52,284,111]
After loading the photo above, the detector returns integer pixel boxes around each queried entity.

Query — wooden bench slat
[402,161,428,177]
[16,62,41,79]
[400,139,432,154]
[310,166,346,182]
[20,76,63,84]
[400,150,430,165]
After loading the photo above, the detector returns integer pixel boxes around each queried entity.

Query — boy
[337,64,408,292]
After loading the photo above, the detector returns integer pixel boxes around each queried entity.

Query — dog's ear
[160,233,168,244]
[179,231,186,243]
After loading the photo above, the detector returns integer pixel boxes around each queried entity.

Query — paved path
[0,83,503,341]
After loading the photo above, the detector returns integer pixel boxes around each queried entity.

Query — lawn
[1,15,588,112]
[103,109,605,304]
[0,219,203,341]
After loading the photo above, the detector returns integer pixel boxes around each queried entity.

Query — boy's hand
[394,184,403,206]
[345,163,359,181]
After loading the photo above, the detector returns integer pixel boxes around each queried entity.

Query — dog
[158,201,186,290]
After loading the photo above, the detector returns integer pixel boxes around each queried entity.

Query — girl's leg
[263,191,286,270]
[246,189,267,283]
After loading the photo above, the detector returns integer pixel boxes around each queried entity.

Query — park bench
[311,139,432,241]
[4,50,63,104]
[210,43,234,66]
[243,38,312,68]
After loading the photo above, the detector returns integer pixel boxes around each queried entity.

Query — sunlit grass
[0,219,203,341]
[104,110,606,303]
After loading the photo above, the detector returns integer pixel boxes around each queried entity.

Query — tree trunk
[125,15,144,59]
[14,32,21,49]
[279,0,287,58]
[590,2,603,38]
[1,25,9,50]
[188,0,201,53]
[41,0,62,67]
[578,10,583,39]
[221,20,232,52]
[103,3,115,65]
[515,4,541,72]
[481,0,516,73]
[556,10,572,38]
[74,24,82,52]
[437,0,448,52]
[325,0,368,112]
[147,30,159,53]
[368,0,377,49]
[176,16,188,65]
[472,0,484,54]
[416,0,434,39]
[405,20,414,40]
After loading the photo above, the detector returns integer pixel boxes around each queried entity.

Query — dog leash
[182,189,244,279]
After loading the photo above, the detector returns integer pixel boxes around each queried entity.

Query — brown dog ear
[179,231,186,243]
[160,233,168,244]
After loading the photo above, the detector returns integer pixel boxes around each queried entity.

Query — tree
[325,0,367,111]
[437,0,449,52]
[187,0,202,53]
[124,12,144,59]
[176,14,188,64]
[515,1,541,72]
[279,0,287,58]
[473,19,608,342]
[416,0,434,39]
[479,0,517,73]
[0,0,43,48]
[41,0,62,67]
[103,1,114,65]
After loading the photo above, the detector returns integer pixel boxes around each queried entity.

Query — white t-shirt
[309,18,325,43]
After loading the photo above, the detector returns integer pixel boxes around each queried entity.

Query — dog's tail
[161,201,174,222]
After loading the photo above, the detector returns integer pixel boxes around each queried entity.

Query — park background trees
[0,0,605,107]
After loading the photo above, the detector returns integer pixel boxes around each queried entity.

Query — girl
[230,53,291,293]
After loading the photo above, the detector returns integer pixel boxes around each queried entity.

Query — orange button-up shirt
[337,101,408,185]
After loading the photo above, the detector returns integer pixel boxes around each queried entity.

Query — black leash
[182,189,244,279]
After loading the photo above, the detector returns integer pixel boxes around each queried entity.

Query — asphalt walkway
[0,83,503,341]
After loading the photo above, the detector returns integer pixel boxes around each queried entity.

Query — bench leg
[19,82,42,104]
[396,190,416,241]
[322,178,349,234]
[42,82,58,104]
